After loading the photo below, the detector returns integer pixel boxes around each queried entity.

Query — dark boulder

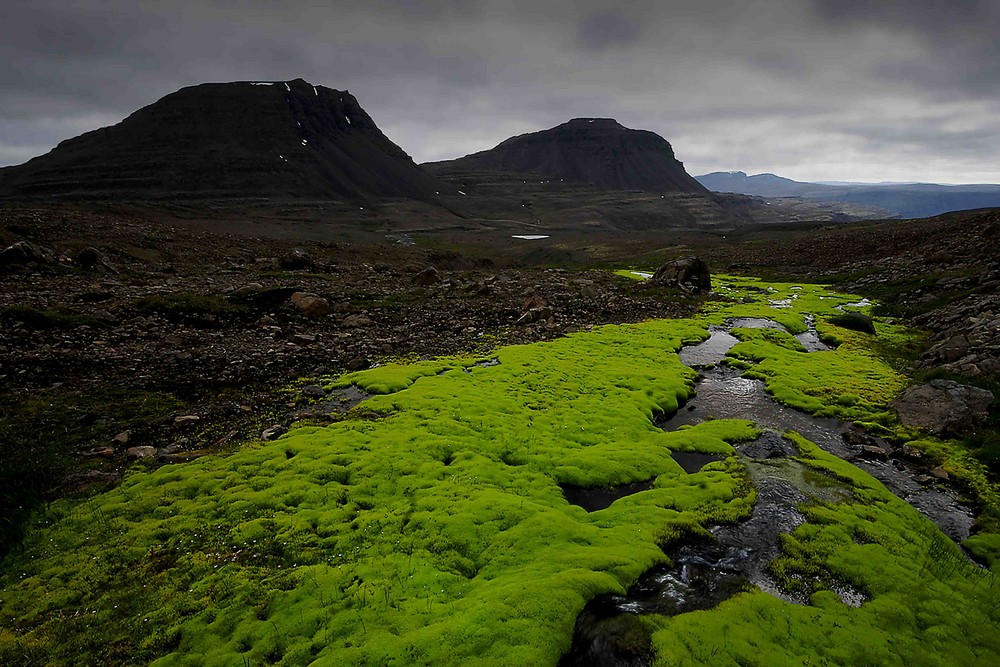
[651,257,711,293]
[828,312,876,335]
[413,266,441,286]
[75,247,118,273]
[891,379,994,435]
[278,249,315,270]
[0,241,55,268]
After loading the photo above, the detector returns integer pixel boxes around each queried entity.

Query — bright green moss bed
[650,433,1000,666]
[1,278,997,666]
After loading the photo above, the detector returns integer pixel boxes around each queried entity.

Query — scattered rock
[860,444,891,460]
[173,414,201,427]
[515,306,553,325]
[157,443,184,456]
[523,294,548,310]
[891,379,994,435]
[126,445,158,459]
[278,248,315,270]
[301,384,326,399]
[651,257,711,292]
[112,430,132,445]
[930,466,950,481]
[828,312,876,335]
[290,333,317,345]
[75,247,117,273]
[346,356,369,371]
[0,241,55,268]
[842,424,893,459]
[81,447,115,458]
[342,314,372,328]
[289,291,334,317]
[262,425,288,441]
[413,266,440,286]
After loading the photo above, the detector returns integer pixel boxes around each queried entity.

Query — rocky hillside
[0,79,444,202]
[702,208,1000,380]
[428,118,708,194]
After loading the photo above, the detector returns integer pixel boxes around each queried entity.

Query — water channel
[559,314,975,666]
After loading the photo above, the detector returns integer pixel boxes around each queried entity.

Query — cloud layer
[2,0,998,183]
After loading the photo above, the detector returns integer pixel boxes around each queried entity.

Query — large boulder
[828,312,877,335]
[288,291,334,317]
[0,241,55,268]
[891,379,994,435]
[651,257,711,293]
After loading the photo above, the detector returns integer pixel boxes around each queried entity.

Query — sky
[2,0,999,184]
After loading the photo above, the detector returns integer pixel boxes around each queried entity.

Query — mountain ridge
[0,78,444,202]
[428,118,708,194]
[696,170,1000,218]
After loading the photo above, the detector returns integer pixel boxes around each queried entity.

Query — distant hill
[0,78,444,202]
[696,171,1000,218]
[428,118,708,194]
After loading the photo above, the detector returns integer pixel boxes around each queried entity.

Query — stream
[560,315,975,666]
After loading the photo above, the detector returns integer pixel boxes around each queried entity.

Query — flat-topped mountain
[0,79,443,202]
[427,118,708,194]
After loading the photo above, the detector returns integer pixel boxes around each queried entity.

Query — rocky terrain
[0,204,700,552]
[698,208,1000,381]
[2,201,999,556]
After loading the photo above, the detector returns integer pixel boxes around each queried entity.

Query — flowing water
[560,315,974,666]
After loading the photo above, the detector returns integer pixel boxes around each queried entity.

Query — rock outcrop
[651,257,712,293]
[891,380,994,435]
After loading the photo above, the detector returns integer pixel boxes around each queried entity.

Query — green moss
[648,432,1000,665]
[2,277,998,665]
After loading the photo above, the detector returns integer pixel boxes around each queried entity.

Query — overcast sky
[2,0,999,183]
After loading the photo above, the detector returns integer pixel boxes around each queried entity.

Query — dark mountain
[0,79,443,202]
[696,171,1000,218]
[428,118,708,194]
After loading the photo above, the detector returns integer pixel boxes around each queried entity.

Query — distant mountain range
[0,78,443,202]
[2,77,997,225]
[696,171,1000,219]
[427,118,708,194]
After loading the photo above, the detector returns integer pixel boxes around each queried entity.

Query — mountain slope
[696,171,1000,218]
[0,79,443,202]
[428,118,708,194]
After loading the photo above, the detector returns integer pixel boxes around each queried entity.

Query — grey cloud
[0,1,998,183]
[576,10,642,52]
